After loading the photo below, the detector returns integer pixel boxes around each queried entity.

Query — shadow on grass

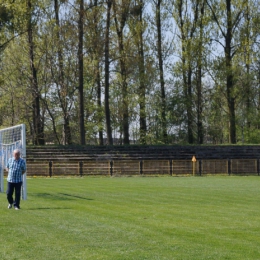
[26,207,71,210]
[59,193,93,201]
[31,192,93,201]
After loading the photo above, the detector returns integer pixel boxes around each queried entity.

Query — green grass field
[0,176,260,260]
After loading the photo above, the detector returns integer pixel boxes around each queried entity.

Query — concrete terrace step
[26,145,260,161]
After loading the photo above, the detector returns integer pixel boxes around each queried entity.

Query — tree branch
[206,0,226,38]
[0,30,28,50]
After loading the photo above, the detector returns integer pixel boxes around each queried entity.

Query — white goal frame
[0,124,27,200]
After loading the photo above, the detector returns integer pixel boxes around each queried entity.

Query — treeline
[0,0,260,145]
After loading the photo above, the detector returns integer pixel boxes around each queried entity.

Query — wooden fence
[22,158,260,177]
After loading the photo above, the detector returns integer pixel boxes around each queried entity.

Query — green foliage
[245,129,260,144]
[0,4,13,28]
[1,0,260,144]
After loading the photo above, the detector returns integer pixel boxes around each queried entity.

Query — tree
[206,0,246,143]
[78,0,86,145]
[129,0,147,144]
[194,0,207,144]
[88,0,105,145]
[112,0,131,144]
[0,3,16,50]
[0,4,13,49]
[236,0,259,142]
[154,0,167,143]
[27,0,45,145]
[104,0,113,145]
[173,0,207,144]
[53,0,72,144]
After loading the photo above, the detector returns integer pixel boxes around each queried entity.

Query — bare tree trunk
[122,66,130,145]
[155,0,167,143]
[96,60,104,145]
[177,0,195,144]
[104,0,113,145]
[197,65,203,144]
[119,31,130,145]
[137,0,147,145]
[187,66,194,144]
[27,0,44,145]
[42,99,61,144]
[206,0,240,143]
[54,0,72,145]
[113,0,130,145]
[78,0,86,145]
[225,0,236,144]
[91,0,104,145]
[258,63,260,129]
[245,0,251,130]
[196,0,205,144]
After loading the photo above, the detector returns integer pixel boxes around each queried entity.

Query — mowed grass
[0,176,260,260]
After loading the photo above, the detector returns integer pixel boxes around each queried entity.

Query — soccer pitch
[0,176,260,260]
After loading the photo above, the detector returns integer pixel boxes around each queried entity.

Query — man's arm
[22,160,26,174]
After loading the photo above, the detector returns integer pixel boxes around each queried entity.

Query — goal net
[0,124,27,200]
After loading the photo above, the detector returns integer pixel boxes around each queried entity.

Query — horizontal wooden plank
[21,159,260,176]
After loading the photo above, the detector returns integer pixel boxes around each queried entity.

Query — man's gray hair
[13,149,21,154]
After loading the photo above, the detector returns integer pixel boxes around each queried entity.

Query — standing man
[6,149,26,210]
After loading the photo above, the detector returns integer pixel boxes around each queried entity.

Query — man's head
[13,149,21,160]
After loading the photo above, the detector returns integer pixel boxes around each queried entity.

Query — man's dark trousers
[6,182,22,208]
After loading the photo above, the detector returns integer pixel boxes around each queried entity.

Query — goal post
[0,124,27,200]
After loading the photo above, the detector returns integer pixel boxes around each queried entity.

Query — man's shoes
[8,204,20,210]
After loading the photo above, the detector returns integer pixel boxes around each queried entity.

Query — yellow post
[192,156,196,176]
